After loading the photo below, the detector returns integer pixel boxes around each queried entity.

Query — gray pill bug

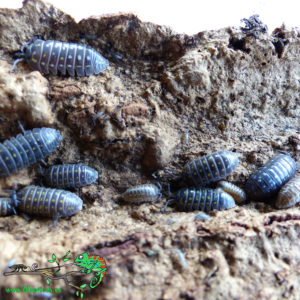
[217,181,246,204]
[183,151,239,187]
[10,185,83,223]
[0,127,62,177]
[42,164,98,188]
[275,175,300,209]
[194,212,211,221]
[245,153,297,201]
[0,197,15,216]
[11,39,109,76]
[163,188,236,212]
[122,184,162,204]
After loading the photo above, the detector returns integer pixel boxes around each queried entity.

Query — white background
[0,0,299,34]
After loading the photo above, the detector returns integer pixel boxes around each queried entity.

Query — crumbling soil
[0,1,299,299]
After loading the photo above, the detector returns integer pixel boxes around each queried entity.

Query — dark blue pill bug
[245,154,297,201]
[0,197,15,216]
[0,128,62,177]
[43,164,98,188]
[14,185,83,219]
[183,151,239,187]
[164,188,235,212]
[11,39,109,76]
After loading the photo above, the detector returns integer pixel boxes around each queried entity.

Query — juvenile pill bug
[0,197,15,216]
[275,175,300,209]
[245,153,297,201]
[11,39,109,77]
[41,164,98,189]
[0,125,62,177]
[122,184,162,204]
[183,151,239,187]
[163,188,235,212]
[11,185,83,225]
[217,181,246,204]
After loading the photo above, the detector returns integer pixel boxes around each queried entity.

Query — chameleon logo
[74,253,107,288]
[3,251,107,298]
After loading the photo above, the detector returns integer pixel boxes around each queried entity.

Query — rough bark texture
[0,1,299,299]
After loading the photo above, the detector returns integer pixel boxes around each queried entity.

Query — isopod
[217,180,246,204]
[245,153,297,201]
[0,197,15,216]
[42,164,98,188]
[11,185,83,222]
[275,175,300,209]
[0,127,62,177]
[122,184,162,204]
[163,188,235,212]
[11,39,109,76]
[183,151,239,186]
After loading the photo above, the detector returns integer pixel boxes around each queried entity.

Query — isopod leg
[19,212,31,221]
[50,212,62,228]
[162,199,175,213]
[7,203,16,215]
[10,58,24,73]
[17,120,26,134]
[10,190,19,208]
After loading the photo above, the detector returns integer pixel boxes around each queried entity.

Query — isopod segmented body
[122,184,162,204]
[275,175,300,209]
[164,188,235,212]
[0,198,15,216]
[217,181,246,204]
[0,128,62,177]
[42,164,98,188]
[12,39,109,76]
[245,154,297,201]
[183,151,239,186]
[13,185,82,219]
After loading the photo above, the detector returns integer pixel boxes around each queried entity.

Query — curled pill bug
[11,185,83,224]
[42,164,98,188]
[11,39,109,76]
[163,188,235,212]
[183,151,239,187]
[217,180,246,204]
[122,184,162,204]
[245,153,297,201]
[0,197,15,216]
[275,175,300,209]
[0,126,62,177]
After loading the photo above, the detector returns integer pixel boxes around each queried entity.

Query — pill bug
[11,185,83,220]
[11,39,109,76]
[42,164,98,188]
[0,197,15,216]
[245,153,297,201]
[194,212,210,221]
[163,188,235,212]
[217,180,246,204]
[275,175,300,209]
[122,184,162,204]
[183,151,239,187]
[0,127,62,177]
